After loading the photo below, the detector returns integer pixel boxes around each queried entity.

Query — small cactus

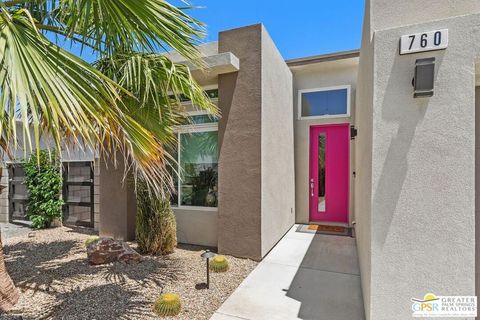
[85,235,100,247]
[209,255,229,273]
[153,293,181,317]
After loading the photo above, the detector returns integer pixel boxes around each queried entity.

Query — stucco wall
[260,26,295,257]
[291,58,358,225]
[99,155,136,241]
[358,6,480,318]
[371,0,480,31]
[217,25,263,260]
[173,208,218,247]
[355,0,374,317]
[217,24,295,260]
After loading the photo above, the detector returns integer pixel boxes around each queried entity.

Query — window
[169,89,219,102]
[171,114,218,209]
[190,114,219,124]
[299,85,350,119]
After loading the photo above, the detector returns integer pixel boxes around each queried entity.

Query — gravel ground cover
[1,226,257,320]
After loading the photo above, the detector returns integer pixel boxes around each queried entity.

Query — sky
[65,1,365,62]
[175,0,365,59]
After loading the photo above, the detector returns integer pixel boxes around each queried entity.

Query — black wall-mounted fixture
[350,125,357,140]
[413,57,435,98]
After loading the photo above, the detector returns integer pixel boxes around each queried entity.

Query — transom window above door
[299,85,351,119]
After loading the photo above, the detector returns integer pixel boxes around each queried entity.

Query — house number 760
[409,32,441,49]
[400,29,448,55]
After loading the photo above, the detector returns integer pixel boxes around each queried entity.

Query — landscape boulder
[87,238,143,265]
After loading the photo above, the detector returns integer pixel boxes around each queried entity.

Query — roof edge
[286,49,360,67]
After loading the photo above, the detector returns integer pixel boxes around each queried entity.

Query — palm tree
[0,0,217,310]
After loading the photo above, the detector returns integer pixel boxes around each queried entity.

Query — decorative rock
[87,238,143,265]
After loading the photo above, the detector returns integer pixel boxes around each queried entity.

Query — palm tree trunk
[0,230,19,311]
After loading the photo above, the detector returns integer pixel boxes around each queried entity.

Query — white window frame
[297,85,351,120]
[171,110,219,212]
[180,84,219,106]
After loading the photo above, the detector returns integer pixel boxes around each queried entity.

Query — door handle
[310,179,314,197]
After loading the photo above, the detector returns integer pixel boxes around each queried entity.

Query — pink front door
[309,124,349,223]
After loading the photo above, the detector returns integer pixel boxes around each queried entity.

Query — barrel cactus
[85,235,100,247]
[209,255,229,273]
[153,293,181,317]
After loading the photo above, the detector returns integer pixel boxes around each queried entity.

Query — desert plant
[209,255,229,273]
[23,150,64,229]
[159,209,177,255]
[85,236,100,247]
[153,293,181,317]
[136,180,177,255]
[0,0,217,311]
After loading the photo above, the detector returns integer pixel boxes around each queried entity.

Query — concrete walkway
[211,225,365,320]
[0,222,32,241]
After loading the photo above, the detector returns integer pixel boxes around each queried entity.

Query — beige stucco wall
[217,25,263,260]
[99,155,136,241]
[291,58,358,225]
[357,2,480,318]
[173,208,218,247]
[355,0,374,316]
[260,26,295,257]
[371,0,480,31]
[217,24,295,260]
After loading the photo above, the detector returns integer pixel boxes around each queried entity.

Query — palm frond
[0,8,185,196]
[0,8,120,153]
[96,52,217,194]
[0,0,218,196]
[57,0,205,60]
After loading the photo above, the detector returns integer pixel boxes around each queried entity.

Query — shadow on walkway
[212,225,365,320]
[285,232,364,320]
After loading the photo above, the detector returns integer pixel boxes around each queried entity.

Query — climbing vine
[24,150,64,229]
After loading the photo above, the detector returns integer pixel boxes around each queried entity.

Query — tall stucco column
[217,24,295,260]
[98,155,136,241]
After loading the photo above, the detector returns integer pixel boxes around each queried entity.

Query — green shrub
[24,150,64,229]
[136,180,177,255]
[153,293,181,317]
[85,236,100,247]
[210,255,229,273]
